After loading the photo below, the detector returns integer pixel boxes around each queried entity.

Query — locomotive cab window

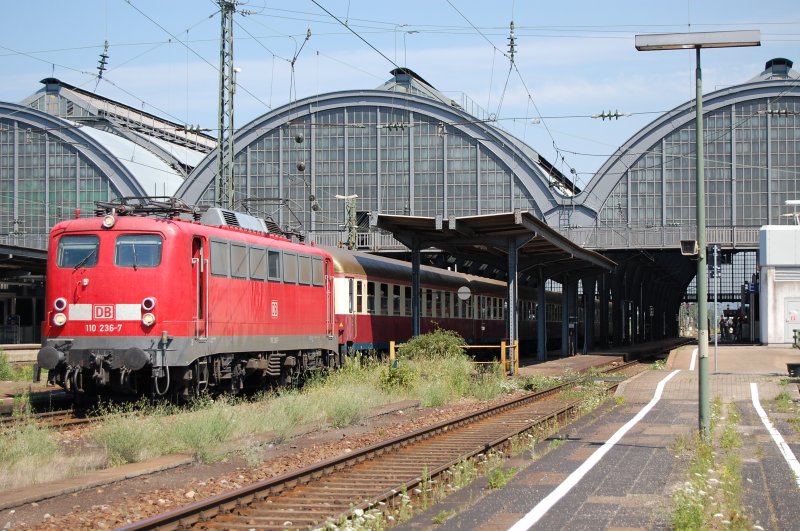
[115,234,162,268]
[57,235,99,268]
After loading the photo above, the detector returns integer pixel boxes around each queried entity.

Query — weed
[614,395,626,406]
[486,465,518,489]
[398,328,466,361]
[671,400,752,529]
[651,358,667,370]
[173,404,234,463]
[379,363,417,392]
[0,353,33,381]
[548,438,563,450]
[432,509,456,525]
[671,433,691,455]
[12,389,32,417]
[522,374,561,392]
[0,421,59,488]
[774,391,795,413]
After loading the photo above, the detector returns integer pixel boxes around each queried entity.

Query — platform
[399,343,800,530]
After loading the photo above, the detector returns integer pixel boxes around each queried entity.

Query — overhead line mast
[216,0,237,209]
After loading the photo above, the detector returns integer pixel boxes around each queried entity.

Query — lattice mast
[216,1,236,208]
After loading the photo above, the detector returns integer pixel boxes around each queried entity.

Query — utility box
[759,226,800,344]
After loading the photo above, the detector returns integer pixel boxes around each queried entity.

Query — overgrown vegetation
[89,329,514,468]
[0,352,33,381]
[671,398,751,529]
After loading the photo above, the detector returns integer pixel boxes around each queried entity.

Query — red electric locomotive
[38,199,339,401]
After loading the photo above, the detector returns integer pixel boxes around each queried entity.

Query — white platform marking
[508,370,681,531]
[750,382,800,488]
[689,347,698,371]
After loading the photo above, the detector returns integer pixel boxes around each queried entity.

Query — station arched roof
[176,88,574,213]
[0,102,183,197]
[577,76,800,224]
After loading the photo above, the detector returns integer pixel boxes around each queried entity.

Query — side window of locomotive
[230,243,248,279]
[267,250,281,281]
[312,257,324,287]
[115,234,162,268]
[249,247,267,280]
[283,252,298,283]
[57,235,100,268]
[298,255,312,285]
[210,240,229,276]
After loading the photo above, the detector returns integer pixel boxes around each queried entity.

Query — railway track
[121,361,640,530]
[0,408,98,430]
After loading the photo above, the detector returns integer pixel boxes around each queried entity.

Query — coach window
[392,285,401,316]
[424,289,433,317]
[443,292,451,318]
[230,243,248,279]
[249,247,267,280]
[57,235,99,268]
[298,255,312,285]
[356,281,364,313]
[404,286,411,316]
[210,240,229,276]
[367,282,376,314]
[379,283,389,315]
[115,234,162,268]
[312,257,324,287]
[283,252,298,283]
[267,250,281,281]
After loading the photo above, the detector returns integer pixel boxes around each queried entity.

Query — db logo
[94,305,115,320]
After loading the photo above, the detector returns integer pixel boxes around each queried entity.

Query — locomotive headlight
[141,297,156,311]
[53,297,68,312]
[52,313,67,326]
[141,312,156,326]
[101,214,116,228]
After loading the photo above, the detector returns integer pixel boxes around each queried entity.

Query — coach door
[325,258,334,337]
[192,237,208,340]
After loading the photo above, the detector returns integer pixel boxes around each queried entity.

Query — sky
[1,0,798,188]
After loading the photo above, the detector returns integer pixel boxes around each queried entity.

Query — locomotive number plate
[85,323,123,333]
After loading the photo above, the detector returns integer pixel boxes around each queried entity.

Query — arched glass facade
[181,93,553,248]
[0,118,117,249]
[595,90,800,234]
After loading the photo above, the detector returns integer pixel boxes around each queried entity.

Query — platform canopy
[370,210,615,278]
[371,211,616,369]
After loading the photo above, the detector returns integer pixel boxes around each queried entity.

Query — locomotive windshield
[115,234,162,268]
[57,235,99,268]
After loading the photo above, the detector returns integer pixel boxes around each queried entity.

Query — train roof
[323,246,506,292]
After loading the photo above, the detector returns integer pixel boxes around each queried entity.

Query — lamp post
[635,30,760,440]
